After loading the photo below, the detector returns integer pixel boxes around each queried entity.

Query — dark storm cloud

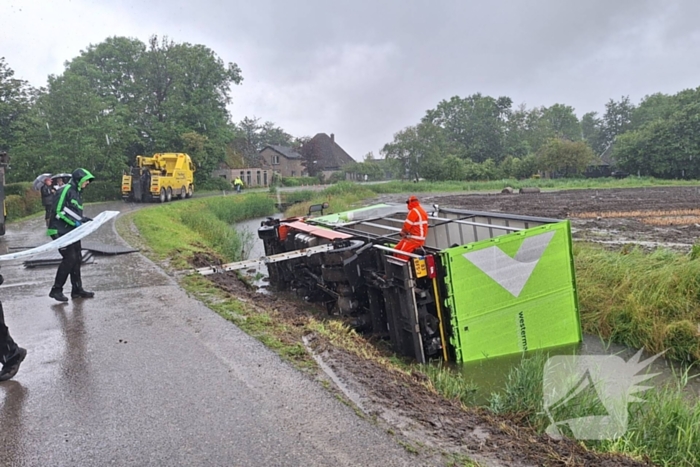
[4,0,700,158]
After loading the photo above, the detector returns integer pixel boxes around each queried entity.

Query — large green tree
[0,58,34,154]
[235,116,294,150]
[381,122,456,181]
[9,35,243,183]
[600,96,635,150]
[613,89,700,179]
[537,138,595,177]
[423,93,512,163]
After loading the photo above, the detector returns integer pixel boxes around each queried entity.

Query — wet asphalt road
[0,202,422,467]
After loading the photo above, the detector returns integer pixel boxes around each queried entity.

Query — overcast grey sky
[2,0,699,160]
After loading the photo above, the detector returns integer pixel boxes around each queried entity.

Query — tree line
[1,35,699,186]
[375,89,700,181]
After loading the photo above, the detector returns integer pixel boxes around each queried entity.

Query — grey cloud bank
[2,0,699,159]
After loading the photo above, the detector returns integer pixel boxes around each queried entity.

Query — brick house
[259,145,306,178]
[211,137,274,187]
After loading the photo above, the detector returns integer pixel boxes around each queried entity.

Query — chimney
[330,133,335,143]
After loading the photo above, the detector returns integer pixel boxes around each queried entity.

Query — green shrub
[4,189,42,221]
[4,182,33,196]
[199,178,233,191]
[83,180,122,202]
[5,194,25,221]
[280,176,320,187]
[284,190,315,205]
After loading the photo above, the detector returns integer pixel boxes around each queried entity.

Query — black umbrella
[32,173,52,191]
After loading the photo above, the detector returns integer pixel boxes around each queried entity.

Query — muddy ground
[199,265,649,467]
[193,187,700,467]
[414,186,700,252]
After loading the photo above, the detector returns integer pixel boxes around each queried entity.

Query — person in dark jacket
[40,176,56,227]
[47,168,96,302]
[1,272,27,381]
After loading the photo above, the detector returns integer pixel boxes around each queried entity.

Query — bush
[4,182,33,196]
[83,180,122,202]
[280,176,320,187]
[4,187,42,221]
[5,194,26,221]
[284,190,315,205]
[199,178,233,191]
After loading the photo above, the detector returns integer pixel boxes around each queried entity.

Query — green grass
[419,363,478,406]
[484,353,700,466]
[575,243,700,363]
[130,193,275,267]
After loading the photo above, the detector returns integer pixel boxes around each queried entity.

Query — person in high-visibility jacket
[394,195,428,259]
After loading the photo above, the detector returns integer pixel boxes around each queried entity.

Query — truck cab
[122,153,195,202]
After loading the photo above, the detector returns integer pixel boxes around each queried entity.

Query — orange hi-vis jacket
[402,199,428,244]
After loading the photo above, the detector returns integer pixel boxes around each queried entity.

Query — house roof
[301,133,354,170]
[262,145,302,160]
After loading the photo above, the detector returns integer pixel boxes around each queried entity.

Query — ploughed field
[406,186,700,251]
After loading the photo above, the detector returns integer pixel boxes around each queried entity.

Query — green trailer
[255,204,582,363]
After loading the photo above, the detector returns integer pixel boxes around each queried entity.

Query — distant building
[585,143,614,178]
[259,145,306,178]
[211,137,273,187]
[299,133,355,180]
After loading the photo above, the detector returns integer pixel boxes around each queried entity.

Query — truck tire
[186,185,194,198]
[166,187,173,202]
[179,186,186,199]
[159,188,166,203]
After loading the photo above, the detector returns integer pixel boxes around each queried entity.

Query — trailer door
[440,221,581,363]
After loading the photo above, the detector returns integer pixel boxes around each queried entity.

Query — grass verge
[485,352,700,466]
[575,243,700,363]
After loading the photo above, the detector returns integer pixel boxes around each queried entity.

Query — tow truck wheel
[179,186,186,199]
[166,187,173,202]
[186,184,194,198]
[159,188,166,203]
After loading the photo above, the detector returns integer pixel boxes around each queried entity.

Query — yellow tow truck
[122,153,195,203]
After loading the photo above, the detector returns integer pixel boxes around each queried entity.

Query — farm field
[395,185,700,251]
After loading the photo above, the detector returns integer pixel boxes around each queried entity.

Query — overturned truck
[204,204,582,363]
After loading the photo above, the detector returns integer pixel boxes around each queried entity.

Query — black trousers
[52,240,84,292]
[0,301,18,364]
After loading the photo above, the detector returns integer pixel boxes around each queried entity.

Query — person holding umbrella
[47,168,96,302]
[32,173,55,227]
[52,173,71,188]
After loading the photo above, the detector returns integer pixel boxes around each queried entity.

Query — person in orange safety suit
[394,195,428,260]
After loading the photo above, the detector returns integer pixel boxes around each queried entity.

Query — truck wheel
[180,186,186,199]
[186,185,194,198]
[166,187,173,202]
[159,188,166,203]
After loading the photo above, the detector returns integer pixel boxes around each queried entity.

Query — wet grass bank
[481,353,699,466]
[576,244,700,363]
